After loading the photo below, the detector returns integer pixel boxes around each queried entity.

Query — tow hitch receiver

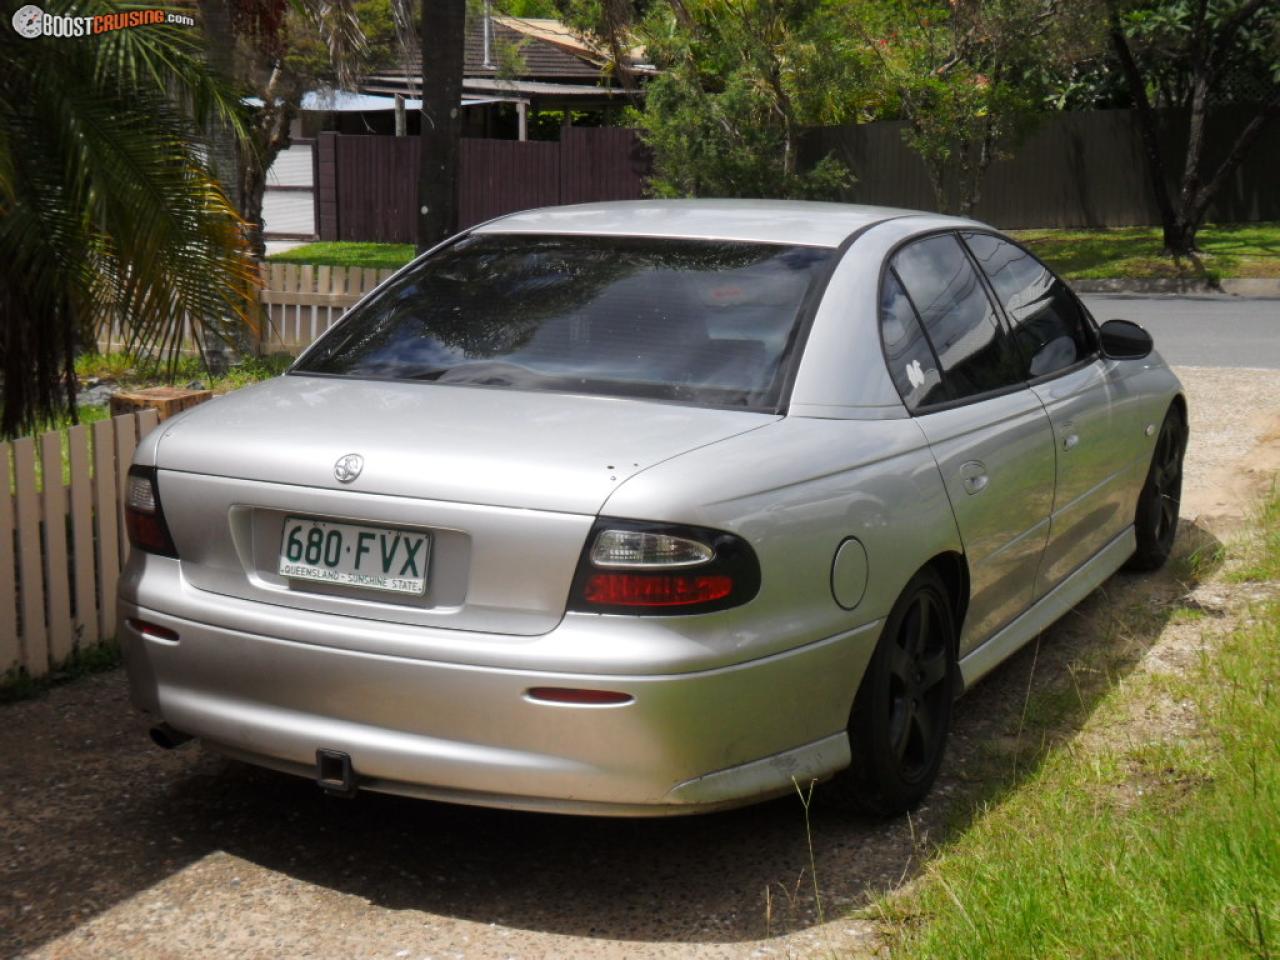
[316,749,358,798]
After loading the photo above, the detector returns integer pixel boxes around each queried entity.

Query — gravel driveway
[4,365,1279,960]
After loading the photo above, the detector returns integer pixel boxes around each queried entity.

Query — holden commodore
[120,200,1187,816]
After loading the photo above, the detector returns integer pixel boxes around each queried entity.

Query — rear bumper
[119,599,877,815]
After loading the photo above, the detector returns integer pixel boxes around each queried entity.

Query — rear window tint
[295,235,834,411]
[890,234,1024,402]
[962,232,1094,379]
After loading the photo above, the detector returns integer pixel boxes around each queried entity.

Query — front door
[958,231,1124,594]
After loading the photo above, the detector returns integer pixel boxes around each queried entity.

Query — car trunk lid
[153,375,775,636]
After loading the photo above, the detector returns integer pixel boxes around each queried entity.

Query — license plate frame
[278,516,431,596]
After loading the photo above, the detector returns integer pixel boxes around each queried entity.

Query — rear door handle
[959,460,989,495]
[1063,433,1080,451]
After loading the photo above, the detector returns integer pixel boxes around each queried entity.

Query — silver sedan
[120,200,1187,816]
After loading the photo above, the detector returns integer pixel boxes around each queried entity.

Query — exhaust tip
[150,723,193,750]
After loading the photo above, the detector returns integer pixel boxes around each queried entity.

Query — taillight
[124,466,178,557]
[568,519,759,615]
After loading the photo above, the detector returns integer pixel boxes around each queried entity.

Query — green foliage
[1064,0,1280,110]
[74,351,295,391]
[1,642,123,705]
[287,0,405,82]
[632,0,857,199]
[1012,221,1280,280]
[836,0,1096,215]
[268,242,416,269]
[502,0,560,15]
[0,0,259,440]
[881,490,1280,959]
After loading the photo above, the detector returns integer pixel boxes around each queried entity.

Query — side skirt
[958,526,1137,690]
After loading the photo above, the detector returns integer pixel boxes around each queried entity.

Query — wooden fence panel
[113,414,137,570]
[68,425,97,649]
[559,127,649,206]
[315,130,655,242]
[93,419,120,642]
[0,443,16,671]
[0,411,164,672]
[13,438,47,676]
[803,104,1280,228]
[459,138,561,229]
[40,431,73,663]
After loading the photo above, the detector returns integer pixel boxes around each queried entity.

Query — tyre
[832,568,956,816]
[1124,406,1186,572]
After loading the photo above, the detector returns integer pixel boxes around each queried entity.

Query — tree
[0,0,259,438]
[205,0,373,257]
[417,0,468,250]
[632,0,857,199]
[1106,0,1280,253]
[841,0,1100,216]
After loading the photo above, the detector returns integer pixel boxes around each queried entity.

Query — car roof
[472,199,984,248]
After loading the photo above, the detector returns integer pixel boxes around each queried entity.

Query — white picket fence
[1,409,159,678]
[98,263,400,358]
[260,263,397,353]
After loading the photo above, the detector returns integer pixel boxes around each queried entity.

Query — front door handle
[1063,433,1080,451]
[959,460,989,495]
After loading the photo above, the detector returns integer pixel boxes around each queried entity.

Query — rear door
[959,232,1129,595]
[882,233,1056,655]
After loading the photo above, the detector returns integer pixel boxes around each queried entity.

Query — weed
[0,640,121,704]
[877,499,1280,959]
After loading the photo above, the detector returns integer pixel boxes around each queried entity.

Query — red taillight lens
[126,618,179,643]
[526,687,634,705]
[124,466,178,557]
[567,519,760,616]
[583,572,733,607]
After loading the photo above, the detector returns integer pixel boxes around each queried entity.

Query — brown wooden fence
[315,127,652,242]
[803,105,1280,229]
[2,410,159,677]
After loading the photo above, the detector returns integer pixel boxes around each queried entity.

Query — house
[355,14,653,140]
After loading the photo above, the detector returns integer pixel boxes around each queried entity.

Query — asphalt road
[1082,294,1280,369]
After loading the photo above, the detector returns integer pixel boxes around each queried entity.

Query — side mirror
[1099,319,1153,360]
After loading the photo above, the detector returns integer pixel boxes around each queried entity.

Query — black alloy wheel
[1125,406,1186,572]
[836,568,956,816]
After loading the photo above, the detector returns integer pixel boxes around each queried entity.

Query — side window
[891,234,1023,402]
[962,232,1095,379]
[881,270,948,409]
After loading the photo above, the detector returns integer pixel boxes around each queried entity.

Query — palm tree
[0,0,260,438]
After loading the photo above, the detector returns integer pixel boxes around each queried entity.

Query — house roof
[362,16,653,95]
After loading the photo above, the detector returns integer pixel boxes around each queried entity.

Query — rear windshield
[293,234,833,411]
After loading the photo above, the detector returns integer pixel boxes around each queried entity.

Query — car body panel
[1033,353,1178,592]
[118,594,877,813]
[913,388,1057,654]
[470,198,920,247]
[788,215,978,419]
[150,374,777,513]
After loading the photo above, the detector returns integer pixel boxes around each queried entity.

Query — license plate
[278,516,430,595]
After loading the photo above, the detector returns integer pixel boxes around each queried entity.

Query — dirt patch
[1178,366,1280,528]
[3,365,1279,960]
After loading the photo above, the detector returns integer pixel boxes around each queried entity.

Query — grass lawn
[1012,221,1280,281]
[73,351,293,395]
[268,241,416,271]
[878,493,1280,958]
[268,224,1279,282]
